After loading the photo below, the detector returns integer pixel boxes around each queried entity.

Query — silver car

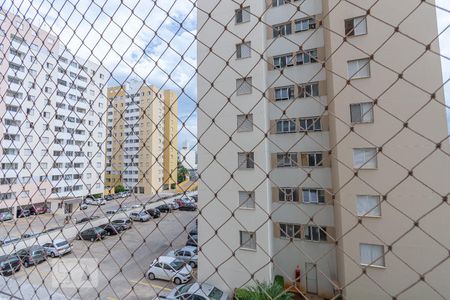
[154,283,228,300]
[42,239,72,257]
[166,246,198,268]
[129,211,151,222]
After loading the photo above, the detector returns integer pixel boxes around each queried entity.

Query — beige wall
[163,90,178,188]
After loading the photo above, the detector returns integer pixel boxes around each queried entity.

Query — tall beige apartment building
[197,1,450,299]
[105,80,177,195]
[163,90,178,190]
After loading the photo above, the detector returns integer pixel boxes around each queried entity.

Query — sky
[2,0,449,150]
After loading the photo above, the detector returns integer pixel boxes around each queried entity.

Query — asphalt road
[0,209,198,300]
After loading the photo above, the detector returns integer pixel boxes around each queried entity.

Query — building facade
[0,10,107,217]
[163,90,178,190]
[197,1,449,299]
[105,80,176,195]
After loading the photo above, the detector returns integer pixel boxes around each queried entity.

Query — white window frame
[302,189,325,204]
[360,243,385,267]
[299,117,321,132]
[348,58,370,79]
[350,102,374,123]
[273,54,293,69]
[279,187,297,202]
[277,152,298,167]
[280,223,301,239]
[237,114,253,132]
[295,17,316,32]
[239,191,255,209]
[275,86,294,101]
[273,23,292,37]
[236,77,252,95]
[353,148,377,169]
[356,195,381,217]
[235,7,251,24]
[305,225,327,241]
[236,41,251,59]
[345,16,367,36]
[296,49,318,65]
[239,231,256,250]
[276,119,296,133]
[298,82,319,98]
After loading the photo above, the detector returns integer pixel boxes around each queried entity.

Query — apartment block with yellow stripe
[105,80,178,195]
[163,90,178,190]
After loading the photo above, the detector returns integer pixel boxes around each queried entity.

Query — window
[236,42,251,59]
[348,58,370,79]
[276,119,296,133]
[275,86,294,101]
[353,148,377,169]
[277,152,298,167]
[301,152,324,167]
[360,244,385,267]
[236,77,252,95]
[235,7,250,24]
[298,82,319,98]
[45,87,53,93]
[20,191,29,198]
[299,117,321,132]
[295,17,316,32]
[239,231,256,250]
[273,54,293,69]
[46,62,53,69]
[296,49,318,65]
[39,189,47,196]
[23,149,32,156]
[273,23,292,37]
[239,191,255,209]
[303,189,325,204]
[345,16,367,36]
[238,152,254,169]
[86,173,92,179]
[280,223,301,239]
[279,188,298,202]
[237,114,253,132]
[26,136,33,143]
[42,137,50,144]
[350,102,374,123]
[357,195,381,217]
[305,226,327,241]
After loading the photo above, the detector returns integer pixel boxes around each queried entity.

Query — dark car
[179,203,197,211]
[111,218,132,230]
[15,246,47,268]
[16,208,31,218]
[0,254,21,276]
[99,223,123,236]
[186,235,198,247]
[145,209,160,219]
[191,195,198,202]
[188,228,197,238]
[75,215,100,224]
[30,206,48,215]
[156,204,172,213]
[77,227,107,241]
[0,211,14,222]
[105,195,114,201]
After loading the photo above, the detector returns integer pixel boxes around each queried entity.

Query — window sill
[354,167,378,170]
[238,207,255,211]
[357,215,381,219]
[348,75,371,80]
[360,264,386,270]
[239,247,257,252]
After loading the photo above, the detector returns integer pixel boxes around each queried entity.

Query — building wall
[323,0,450,299]
[0,10,107,215]
[163,90,178,189]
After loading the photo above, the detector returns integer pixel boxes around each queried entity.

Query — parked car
[0,254,21,276]
[111,218,132,230]
[30,206,48,215]
[105,195,114,201]
[186,235,198,247]
[21,231,39,239]
[190,195,198,202]
[166,246,198,268]
[145,208,160,219]
[155,283,228,300]
[118,191,131,198]
[0,212,13,222]
[16,208,31,218]
[76,227,107,241]
[99,223,123,236]
[75,215,100,224]
[41,239,72,257]
[179,203,197,212]
[79,204,88,210]
[0,237,20,246]
[15,246,47,268]
[146,256,192,285]
[175,198,187,208]
[130,211,151,222]
[168,202,179,210]
[85,198,106,206]
[156,204,172,213]
[188,228,197,238]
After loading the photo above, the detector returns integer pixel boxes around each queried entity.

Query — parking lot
[0,207,198,300]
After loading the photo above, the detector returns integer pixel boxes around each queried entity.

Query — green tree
[234,281,293,300]
[115,184,126,193]
[177,160,189,183]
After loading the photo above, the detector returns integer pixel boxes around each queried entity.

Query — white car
[146,256,192,285]
[41,239,72,257]
[154,283,228,300]
[166,246,198,268]
[85,198,106,206]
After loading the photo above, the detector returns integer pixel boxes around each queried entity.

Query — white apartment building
[197,1,449,299]
[0,11,107,217]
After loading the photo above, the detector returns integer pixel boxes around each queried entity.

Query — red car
[30,206,48,215]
